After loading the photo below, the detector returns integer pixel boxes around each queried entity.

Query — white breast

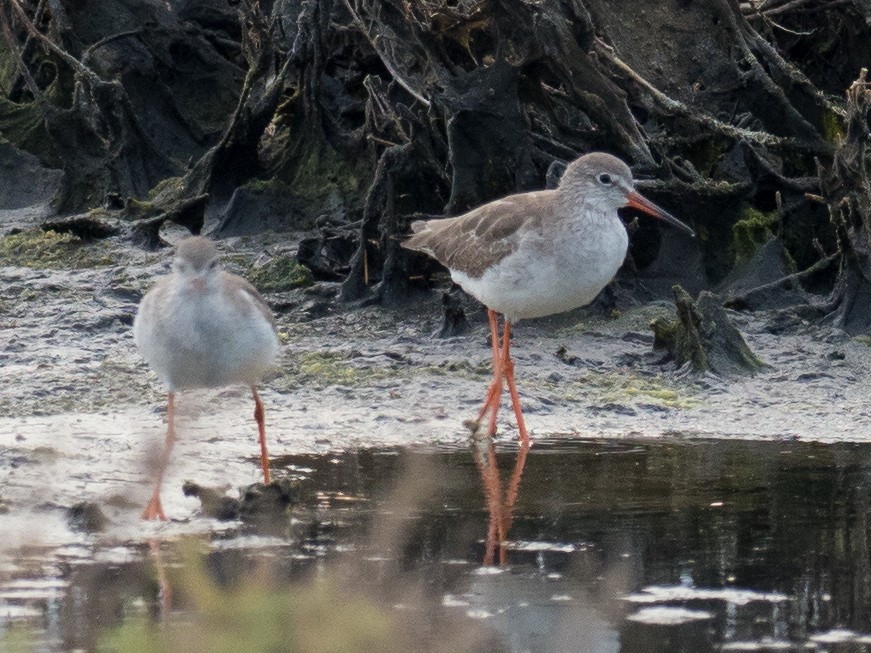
[451,210,628,321]
[134,282,279,391]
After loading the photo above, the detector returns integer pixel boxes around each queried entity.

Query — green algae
[276,348,489,392]
[274,351,394,390]
[297,351,366,386]
[246,256,313,292]
[684,136,731,177]
[0,229,115,269]
[241,177,295,195]
[571,368,700,410]
[147,176,185,202]
[732,207,779,264]
[821,107,845,143]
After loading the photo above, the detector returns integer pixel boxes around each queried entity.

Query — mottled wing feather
[403,192,553,278]
[225,272,277,331]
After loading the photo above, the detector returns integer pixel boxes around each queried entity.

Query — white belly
[134,286,279,391]
[452,216,628,321]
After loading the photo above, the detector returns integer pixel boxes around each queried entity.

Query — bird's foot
[141,495,167,521]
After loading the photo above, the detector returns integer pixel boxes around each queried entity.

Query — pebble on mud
[182,478,299,522]
[66,502,108,533]
[239,478,299,523]
[182,481,242,521]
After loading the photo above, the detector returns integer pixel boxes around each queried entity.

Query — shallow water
[5,437,871,652]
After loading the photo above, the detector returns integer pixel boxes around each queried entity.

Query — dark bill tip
[626,191,696,238]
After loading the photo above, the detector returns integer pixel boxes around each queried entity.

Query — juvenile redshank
[402,152,695,442]
[133,236,280,520]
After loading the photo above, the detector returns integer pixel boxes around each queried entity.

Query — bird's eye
[598,173,613,185]
[206,259,218,270]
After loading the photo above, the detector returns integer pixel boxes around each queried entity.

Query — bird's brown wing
[402,191,553,278]
[224,272,277,331]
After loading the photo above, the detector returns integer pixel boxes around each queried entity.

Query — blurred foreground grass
[98,543,402,653]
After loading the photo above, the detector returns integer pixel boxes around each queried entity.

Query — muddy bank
[2,230,871,520]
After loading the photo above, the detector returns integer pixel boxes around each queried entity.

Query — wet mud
[4,232,871,651]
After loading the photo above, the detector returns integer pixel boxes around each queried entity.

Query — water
[4,437,871,652]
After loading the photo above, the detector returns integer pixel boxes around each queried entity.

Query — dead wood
[651,286,766,375]
[815,69,871,331]
[0,0,868,314]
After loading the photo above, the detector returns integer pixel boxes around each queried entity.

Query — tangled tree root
[651,285,766,375]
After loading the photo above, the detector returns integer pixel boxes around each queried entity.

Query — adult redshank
[402,152,695,443]
[133,236,280,520]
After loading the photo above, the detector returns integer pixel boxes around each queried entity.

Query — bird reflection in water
[148,539,173,620]
[470,434,530,566]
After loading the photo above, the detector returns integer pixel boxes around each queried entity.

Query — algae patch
[0,229,115,269]
[246,256,313,292]
[281,351,394,389]
[732,207,779,264]
[570,368,700,410]
[277,348,482,390]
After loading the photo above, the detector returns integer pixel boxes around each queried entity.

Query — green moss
[821,107,845,143]
[289,351,390,388]
[684,136,731,177]
[732,206,779,263]
[0,99,54,163]
[147,176,185,202]
[124,197,156,219]
[0,229,115,269]
[246,256,313,292]
[291,143,362,202]
[0,42,66,165]
[0,625,34,653]
[543,364,699,410]
[241,177,294,194]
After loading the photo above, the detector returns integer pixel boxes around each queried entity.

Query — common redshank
[403,152,695,443]
[133,236,280,520]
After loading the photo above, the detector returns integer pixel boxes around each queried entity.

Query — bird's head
[172,236,222,293]
[560,152,695,236]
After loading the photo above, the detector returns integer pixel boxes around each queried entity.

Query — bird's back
[402,190,558,279]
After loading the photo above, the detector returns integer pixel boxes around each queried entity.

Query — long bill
[626,191,696,237]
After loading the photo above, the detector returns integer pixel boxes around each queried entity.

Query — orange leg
[471,309,504,436]
[142,392,175,520]
[252,387,271,485]
[501,321,529,445]
[469,312,533,565]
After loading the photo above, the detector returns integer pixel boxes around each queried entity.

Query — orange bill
[626,191,695,237]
